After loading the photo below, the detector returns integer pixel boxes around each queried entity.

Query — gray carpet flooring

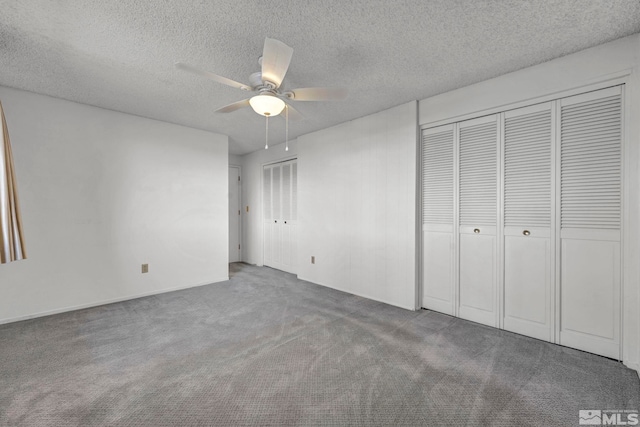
[0,262,638,426]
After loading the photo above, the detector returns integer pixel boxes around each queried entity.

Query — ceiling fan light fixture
[249,94,285,117]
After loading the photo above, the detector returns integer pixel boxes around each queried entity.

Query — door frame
[262,157,297,269]
[229,165,242,263]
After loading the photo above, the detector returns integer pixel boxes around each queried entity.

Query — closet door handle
[523,230,530,236]
[284,221,287,224]
[274,220,277,223]
[473,228,480,234]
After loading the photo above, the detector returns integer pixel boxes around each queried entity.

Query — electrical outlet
[311,256,315,264]
[141,264,149,273]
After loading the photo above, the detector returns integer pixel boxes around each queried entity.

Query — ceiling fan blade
[215,99,251,113]
[175,62,252,91]
[288,87,348,101]
[261,38,293,88]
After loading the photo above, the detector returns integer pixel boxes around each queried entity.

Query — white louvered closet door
[558,86,622,359]
[458,114,499,327]
[422,124,455,315]
[279,160,297,274]
[263,166,274,267]
[503,103,554,342]
[263,160,298,274]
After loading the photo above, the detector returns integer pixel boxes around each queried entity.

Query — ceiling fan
[175,37,347,119]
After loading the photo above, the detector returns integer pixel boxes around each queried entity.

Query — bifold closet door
[263,165,279,268]
[421,124,455,315]
[558,86,622,359]
[458,114,499,327]
[279,161,297,274]
[503,103,554,342]
[263,160,297,274]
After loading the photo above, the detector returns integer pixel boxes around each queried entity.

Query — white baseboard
[0,277,229,326]
[296,275,416,312]
[623,361,639,376]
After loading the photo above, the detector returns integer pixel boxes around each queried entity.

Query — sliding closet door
[421,125,455,315]
[558,86,622,359]
[263,160,298,274]
[458,115,499,327]
[502,103,554,341]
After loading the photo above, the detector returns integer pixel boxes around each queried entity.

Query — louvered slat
[282,164,291,220]
[422,128,454,225]
[263,167,271,220]
[292,162,297,221]
[561,94,621,230]
[459,121,497,226]
[504,109,551,227]
[272,166,281,219]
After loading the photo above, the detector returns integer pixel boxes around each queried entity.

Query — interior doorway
[229,166,241,263]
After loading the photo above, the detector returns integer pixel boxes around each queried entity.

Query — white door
[558,86,622,359]
[457,114,499,327]
[421,124,455,315]
[502,103,554,342]
[228,166,241,263]
[264,159,297,274]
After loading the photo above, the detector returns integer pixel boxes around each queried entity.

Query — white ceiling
[1,1,638,155]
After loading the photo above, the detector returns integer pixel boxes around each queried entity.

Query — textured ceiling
[1,1,639,155]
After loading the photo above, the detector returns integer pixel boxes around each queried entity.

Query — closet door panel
[502,103,553,342]
[459,231,496,326]
[504,231,551,341]
[422,125,455,315]
[561,238,619,358]
[457,115,498,327]
[423,228,454,314]
[263,166,274,266]
[271,166,282,266]
[278,160,297,274]
[559,86,622,359]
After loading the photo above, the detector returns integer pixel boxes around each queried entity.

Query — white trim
[0,277,229,325]
[420,73,630,130]
[229,165,242,263]
[497,111,505,330]
[415,104,423,310]
[297,275,417,312]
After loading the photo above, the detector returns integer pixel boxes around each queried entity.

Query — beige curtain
[0,100,26,264]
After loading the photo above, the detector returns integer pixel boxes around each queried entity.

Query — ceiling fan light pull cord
[285,105,289,151]
[265,114,269,150]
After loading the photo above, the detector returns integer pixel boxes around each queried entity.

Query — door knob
[523,230,530,236]
[473,228,480,234]
[284,221,287,224]
[274,220,277,223]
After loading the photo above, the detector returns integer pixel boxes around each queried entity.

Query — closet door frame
[262,156,298,272]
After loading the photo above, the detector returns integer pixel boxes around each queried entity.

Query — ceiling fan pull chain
[265,113,269,150]
[285,105,289,152]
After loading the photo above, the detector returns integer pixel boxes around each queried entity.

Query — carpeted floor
[0,263,638,426]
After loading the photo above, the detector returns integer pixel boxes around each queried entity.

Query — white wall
[239,140,297,265]
[0,86,229,323]
[419,34,640,372]
[229,154,242,166]
[297,102,417,310]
